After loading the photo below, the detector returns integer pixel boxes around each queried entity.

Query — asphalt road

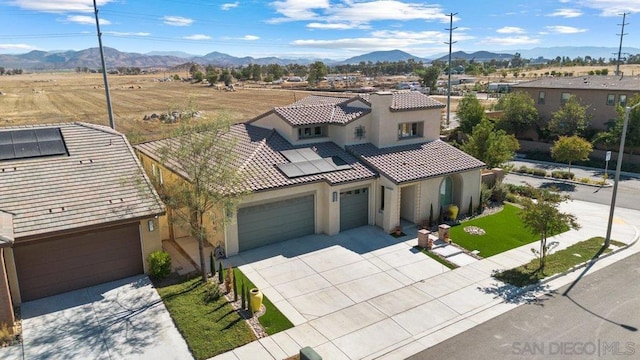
[409,251,640,360]
[503,173,640,211]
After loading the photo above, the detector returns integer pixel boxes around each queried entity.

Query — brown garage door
[13,223,143,301]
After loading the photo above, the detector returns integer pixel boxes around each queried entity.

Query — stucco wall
[139,219,162,274]
[0,249,15,326]
[250,113,295,142]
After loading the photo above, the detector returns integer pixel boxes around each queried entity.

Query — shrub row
[551,170,575,180]
[512,165,547,177]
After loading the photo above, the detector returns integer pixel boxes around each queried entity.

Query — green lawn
[449,204,540,257]
[233,268,294,335]
[156,277,255,360]
[494,237,625,287]
[417,247,458,269]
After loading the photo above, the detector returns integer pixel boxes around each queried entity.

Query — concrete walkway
[207,200,639,360]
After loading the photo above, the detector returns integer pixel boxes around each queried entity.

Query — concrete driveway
[0,275,191,360]
[228,225,452,325]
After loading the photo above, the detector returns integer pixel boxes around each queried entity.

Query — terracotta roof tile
[135,124,377,193]
[348,140,485,184]
[359,91,445,111]
[0,123,165,239]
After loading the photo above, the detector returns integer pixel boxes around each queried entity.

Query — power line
[615,12,629,76]
[444,12,457,128]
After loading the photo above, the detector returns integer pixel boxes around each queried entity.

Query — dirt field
[0,73,313,142]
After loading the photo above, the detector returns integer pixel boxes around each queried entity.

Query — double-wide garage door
[237,195,314,252]
[340,188,369,231]
[13,223,143,301]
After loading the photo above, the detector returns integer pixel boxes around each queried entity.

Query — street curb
[513,158,640,179]
[502,226,640,302]
[507,169,612,188]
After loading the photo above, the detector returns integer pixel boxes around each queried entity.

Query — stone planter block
[438,224,451,241]
[418,229,431,248]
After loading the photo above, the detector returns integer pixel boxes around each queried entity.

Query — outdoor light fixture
[148,219,155,232]
[333,191,338,202]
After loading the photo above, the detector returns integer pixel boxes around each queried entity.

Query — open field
[0,72,314,142]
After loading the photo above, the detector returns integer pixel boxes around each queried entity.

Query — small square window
[538,91,545,105]
[607,94,615,106]
[561,92,571,104]
[619,94,627,107]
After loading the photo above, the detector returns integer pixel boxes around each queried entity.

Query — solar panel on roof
[277,147,352,178]
[0,128,68,161]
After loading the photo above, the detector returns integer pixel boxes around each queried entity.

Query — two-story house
[135,91,485,256]
[512,76,640,130]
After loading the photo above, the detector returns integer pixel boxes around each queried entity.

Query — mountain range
[2,46,640,71]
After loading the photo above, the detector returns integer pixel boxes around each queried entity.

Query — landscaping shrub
[490,181,507,203]
[0,322,13,346]
[210,251,215,277]
[505,192,520,204]
[579,177,591,184]
[532,168,548,177]
[218,262,223,284]
[147,250,172,280]
[203,282,222,303]
[551,170,575,180]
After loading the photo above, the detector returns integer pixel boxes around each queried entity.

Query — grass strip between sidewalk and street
[417,247,459,269]
[494,237,626,287]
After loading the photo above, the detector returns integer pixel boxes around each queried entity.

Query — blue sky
[1,0,640,59]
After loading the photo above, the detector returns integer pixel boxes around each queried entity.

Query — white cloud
[163,16,194,26]
[183,34,211,40]
[8,0,113,13]
[269,0,449,25]
[306,22,370,30]
[545,25,587,34]
[242,35,259,40]
[104,31,151,36]
[582,0,640,16]
[481,35,540,46]
[64,15,110,25]
[496,26,525,34]
[547,8,583,17]
[0,43,37,51]
[221,2,239,10]
[292,29,474,50]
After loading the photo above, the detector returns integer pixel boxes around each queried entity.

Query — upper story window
[561,92,571,104]
[398,122,423,139]
[298,125,326,139]
[538,91,545,105]
[619,94,628,107]
[606,94,615,106]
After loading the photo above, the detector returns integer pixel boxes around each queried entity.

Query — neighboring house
[135,91,485,257]
[0,123,165,324]
[512,76,640,130]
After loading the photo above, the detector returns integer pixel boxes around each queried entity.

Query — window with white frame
[538,91,545,105]
[606,94,615,106]
[398,122,422,139]
[619,94,628,107]
[561,92,571,104]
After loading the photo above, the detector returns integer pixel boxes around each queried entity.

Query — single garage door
[237,195,314,251]
[340,188,369,231]
[13,222,143,301]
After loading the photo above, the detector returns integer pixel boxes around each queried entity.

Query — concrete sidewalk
[209,200,639,360]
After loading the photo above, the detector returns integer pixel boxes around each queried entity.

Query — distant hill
[433,51,513,62]
[146,51,196,58]
[339,50,429,65]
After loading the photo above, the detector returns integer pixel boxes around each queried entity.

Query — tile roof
[512,76,640,91]
[359,91,446,111]
[135,124,377,193]
[347,140,485,184]
[255,92,444,127]
[0,122,165,240]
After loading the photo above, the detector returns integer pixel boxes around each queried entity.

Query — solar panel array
[0,128,68,161]
[277,148,351,178]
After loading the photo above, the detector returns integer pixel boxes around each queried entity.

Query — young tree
[461,118,520,168]
[457,93,486,134]
[550,135,593,174]
[156,115,249,283]
[595,94,640,155]
[520,192,579,272]
[548,95,589,137]
[495,91,539,137]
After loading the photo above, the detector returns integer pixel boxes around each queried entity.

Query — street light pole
[604,102,639,247]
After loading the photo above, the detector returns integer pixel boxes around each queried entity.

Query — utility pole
[615,13,629,77]
[445,12,458,129]
[93,0,115,130]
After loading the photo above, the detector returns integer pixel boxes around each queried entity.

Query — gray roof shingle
[0,122,165,239]
[135,124,377,193]
[512,76,640,91]
[359,91,445,111]
[347,140,485,184]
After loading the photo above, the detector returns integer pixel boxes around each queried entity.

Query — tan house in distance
[0,123,165,326]
[135,92,485,258]
[512,76,640,130]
